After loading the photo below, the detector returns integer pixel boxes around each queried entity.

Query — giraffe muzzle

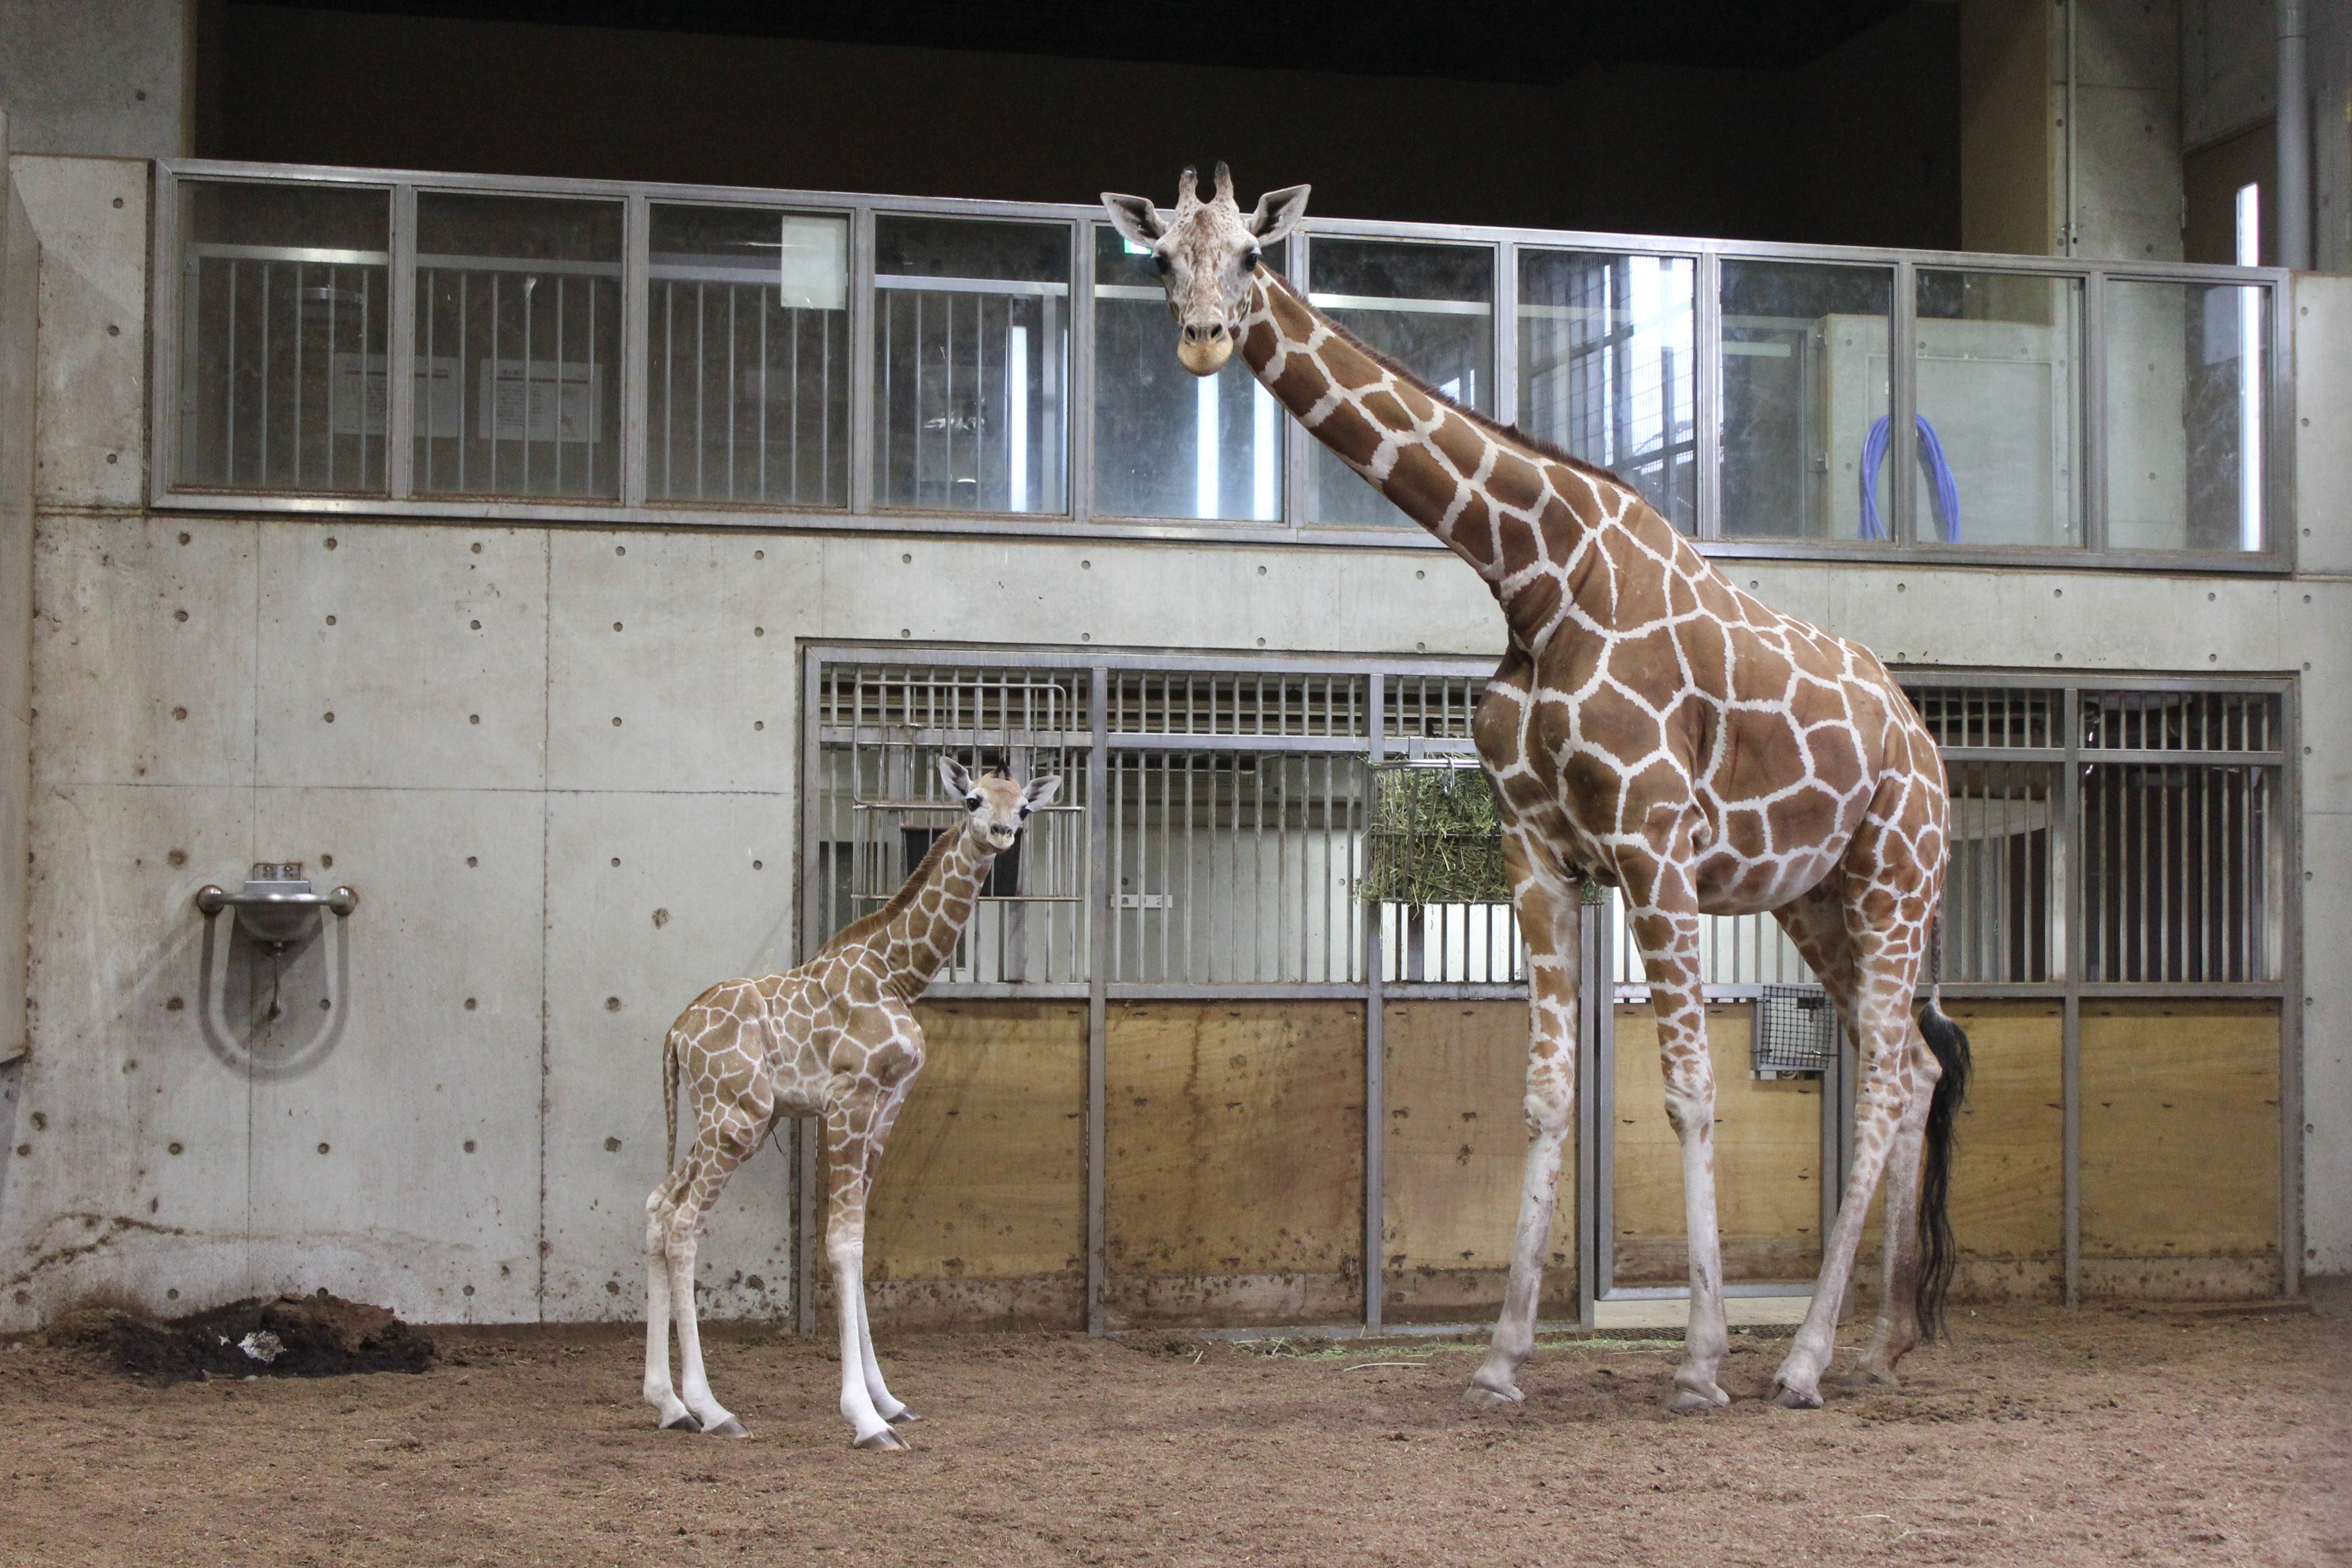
[1177,321,1233,375]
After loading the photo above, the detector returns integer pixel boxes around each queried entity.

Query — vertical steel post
[1694,249,1723,541]
[1890,256,1918,547]
[847,206,877,517]
[2061,680,2083,1308]
[621,191,648,510]
[1363,676,1386,1333]
[1087,662,1110,1335]
[387,185,417,500]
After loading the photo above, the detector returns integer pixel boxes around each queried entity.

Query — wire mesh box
[1752,984,1837,1079]
[1362,763,1509,906]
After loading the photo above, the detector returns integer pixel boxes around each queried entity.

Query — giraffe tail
[1913,918,1972,1340]
[662,1027,680,1172]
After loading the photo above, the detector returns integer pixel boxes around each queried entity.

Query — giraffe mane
[829,818,969,949]
[1262,271,1640,502]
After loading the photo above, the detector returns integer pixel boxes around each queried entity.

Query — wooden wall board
[1380,1001,1577,1322]
[2081,1000,2280,1261]
[1104,1002,1365,1323]
[1610,1002,1821,1284]
[854,1001,1087,1293]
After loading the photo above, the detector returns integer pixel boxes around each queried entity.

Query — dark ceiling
[247,1,1923,84]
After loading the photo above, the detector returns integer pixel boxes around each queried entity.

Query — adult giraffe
[1104,167,1970,1411]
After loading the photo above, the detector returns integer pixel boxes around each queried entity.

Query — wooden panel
[1612,1003,1822,1284]
[852,1001,1086,1325]
[1105,1000,1364,1327]
[1381,1001,1575,1323]
[2082,1000,2280,1261]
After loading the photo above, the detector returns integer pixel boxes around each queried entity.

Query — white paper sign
[477,359,602,443]
[331,354,463,438]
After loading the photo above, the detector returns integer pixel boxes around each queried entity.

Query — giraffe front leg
[1467,833,1581,1407]
[825,1091,910,1451]
[1625,888,1730,1413]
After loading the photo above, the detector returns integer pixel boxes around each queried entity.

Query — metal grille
[648,270,848,506]
[876,279,1066,514]
[1384,673,1487,750]
[1944,760,2056,982]
[1752,985,1837,1078]
[1106,671,1368,739]
[1108,749,1364,984]
[413,257,620,497]
[2082,760,2279,983]
[2080,690,2282,754]
[1908,685,2060,750]
[813,665,1089,985]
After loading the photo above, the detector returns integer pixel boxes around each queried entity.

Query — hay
[1361,764,1508,906]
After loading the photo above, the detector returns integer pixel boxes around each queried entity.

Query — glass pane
[176,181,390,493]
[1304,239,1494,528]
[647,205,849,507]
[2105,279,2269,552]
[1091,226,1284,522]
[1914,271,2083,547]
[1517,250,1695,531]
[1720,260,1893,541]
[413,193,622,500]
[874,216,1068,514]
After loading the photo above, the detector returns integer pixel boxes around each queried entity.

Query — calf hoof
[886,1406,922,1425]
[658,1411,702,1433]
[1771,1382,1824,1411]
[703,1416,749,1437]
[853,1426,913,1452]
[1462,1381,1524,1409]
[1841,1363,1899,1391]
[1668,1383,1730,1415]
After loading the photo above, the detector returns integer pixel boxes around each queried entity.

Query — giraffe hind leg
[643,1162,696,1431]
[666,1123,760,1436]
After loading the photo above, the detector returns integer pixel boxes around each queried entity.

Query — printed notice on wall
[479,359,602,443]
[331,355,463,437]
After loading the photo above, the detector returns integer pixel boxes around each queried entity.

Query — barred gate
[798,652,2298,1331]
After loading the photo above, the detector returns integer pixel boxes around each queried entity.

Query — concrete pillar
[1962,0,2059,253]
[0,0,194,160]
[0,111,32,1067]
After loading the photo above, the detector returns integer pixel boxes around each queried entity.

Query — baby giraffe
[643,757,1061,1448]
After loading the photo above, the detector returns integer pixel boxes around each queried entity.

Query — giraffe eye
[1152,251,1171,274]
[1018,805,1032,819]
[964,795,980,809]
[1242,248,1261,270]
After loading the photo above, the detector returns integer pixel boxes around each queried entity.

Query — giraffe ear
[1101,193,1165,250]
[1245,184,1310,245]
[1022,775,1063,810]
[938,755,975,799]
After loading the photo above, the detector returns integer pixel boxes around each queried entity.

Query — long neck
[881,826,995,997]
[1240,271,1634,652]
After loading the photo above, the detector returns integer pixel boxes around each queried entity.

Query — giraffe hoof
[885,1406,922,1425]
[703,1416,749,1437]
[1462,1381,1524,1409]
[1771,1382,1824,1411]
[658,1411,703,1433]
[1668,1384,1730,1415]
[1841,1363,1899,1391]
[853,1426,913,1452]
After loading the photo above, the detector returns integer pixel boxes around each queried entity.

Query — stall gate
[797,651,2293,1334]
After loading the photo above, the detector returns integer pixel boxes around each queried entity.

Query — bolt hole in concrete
[604,1137,622,1152]
[177,533,189,544]
[167,849,186,867]
[611,716,622,726]
[609,857,620,867]
[324,538,336,549]
[172,706,186,721]
[165,996,183,1011]
[463,998,476,1011]
[320,854,332,868]
[323,712,334,723]
[469,714,479,725]
[174,609,186,622]
[316,1143,329,1156]
[464,1140,476,1153]
[469,619,480,630]
[323,614,335,625]
[108,324,119,337]
[604,997,621,1012]
[466,856,477,867]
[471,543,482,554]
[754,549,764,559]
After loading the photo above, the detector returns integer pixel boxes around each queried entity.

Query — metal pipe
[2281,0,2313,270]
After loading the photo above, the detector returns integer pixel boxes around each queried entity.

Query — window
[1719,260,1894,542]
[2105,279,2267,553]
[1517,250,1696,532]
[1913,271,2084,549]
[873,217,1069,515]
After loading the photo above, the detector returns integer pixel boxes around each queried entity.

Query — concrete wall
[0,115,34,1070]
[0,153,2344,1331]
[0,1,191,161]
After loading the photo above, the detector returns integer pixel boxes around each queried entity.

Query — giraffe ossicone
[643,757,1061,1447]
[1105,167,1972,1413]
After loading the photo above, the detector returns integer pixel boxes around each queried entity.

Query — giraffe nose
[1181,322,1225,344]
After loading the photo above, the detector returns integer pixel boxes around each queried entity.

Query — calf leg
[664,1122,760,1436]
[825,1088,909,1450]
[643,1167,696,1431]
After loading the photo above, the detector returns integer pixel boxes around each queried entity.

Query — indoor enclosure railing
[157,162,2294,571]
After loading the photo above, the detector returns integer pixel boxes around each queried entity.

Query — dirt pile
[43,1291,434,1383]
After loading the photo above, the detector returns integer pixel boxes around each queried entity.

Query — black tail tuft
[1914,998,1972,1341]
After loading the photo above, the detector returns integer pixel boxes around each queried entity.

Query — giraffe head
[938,756,1062,854]
[1102,163,1309,376]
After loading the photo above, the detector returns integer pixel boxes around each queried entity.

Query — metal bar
[622,191,648,507]
[1694,250,1722,540]
[1364,676,1386,1333]
[1087,662,1110,1335]
[1890,255,1917,546]
[1069,218,1094,524]
[848,206,876,515]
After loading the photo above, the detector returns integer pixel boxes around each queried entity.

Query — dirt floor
[2,1298,2346,1568]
